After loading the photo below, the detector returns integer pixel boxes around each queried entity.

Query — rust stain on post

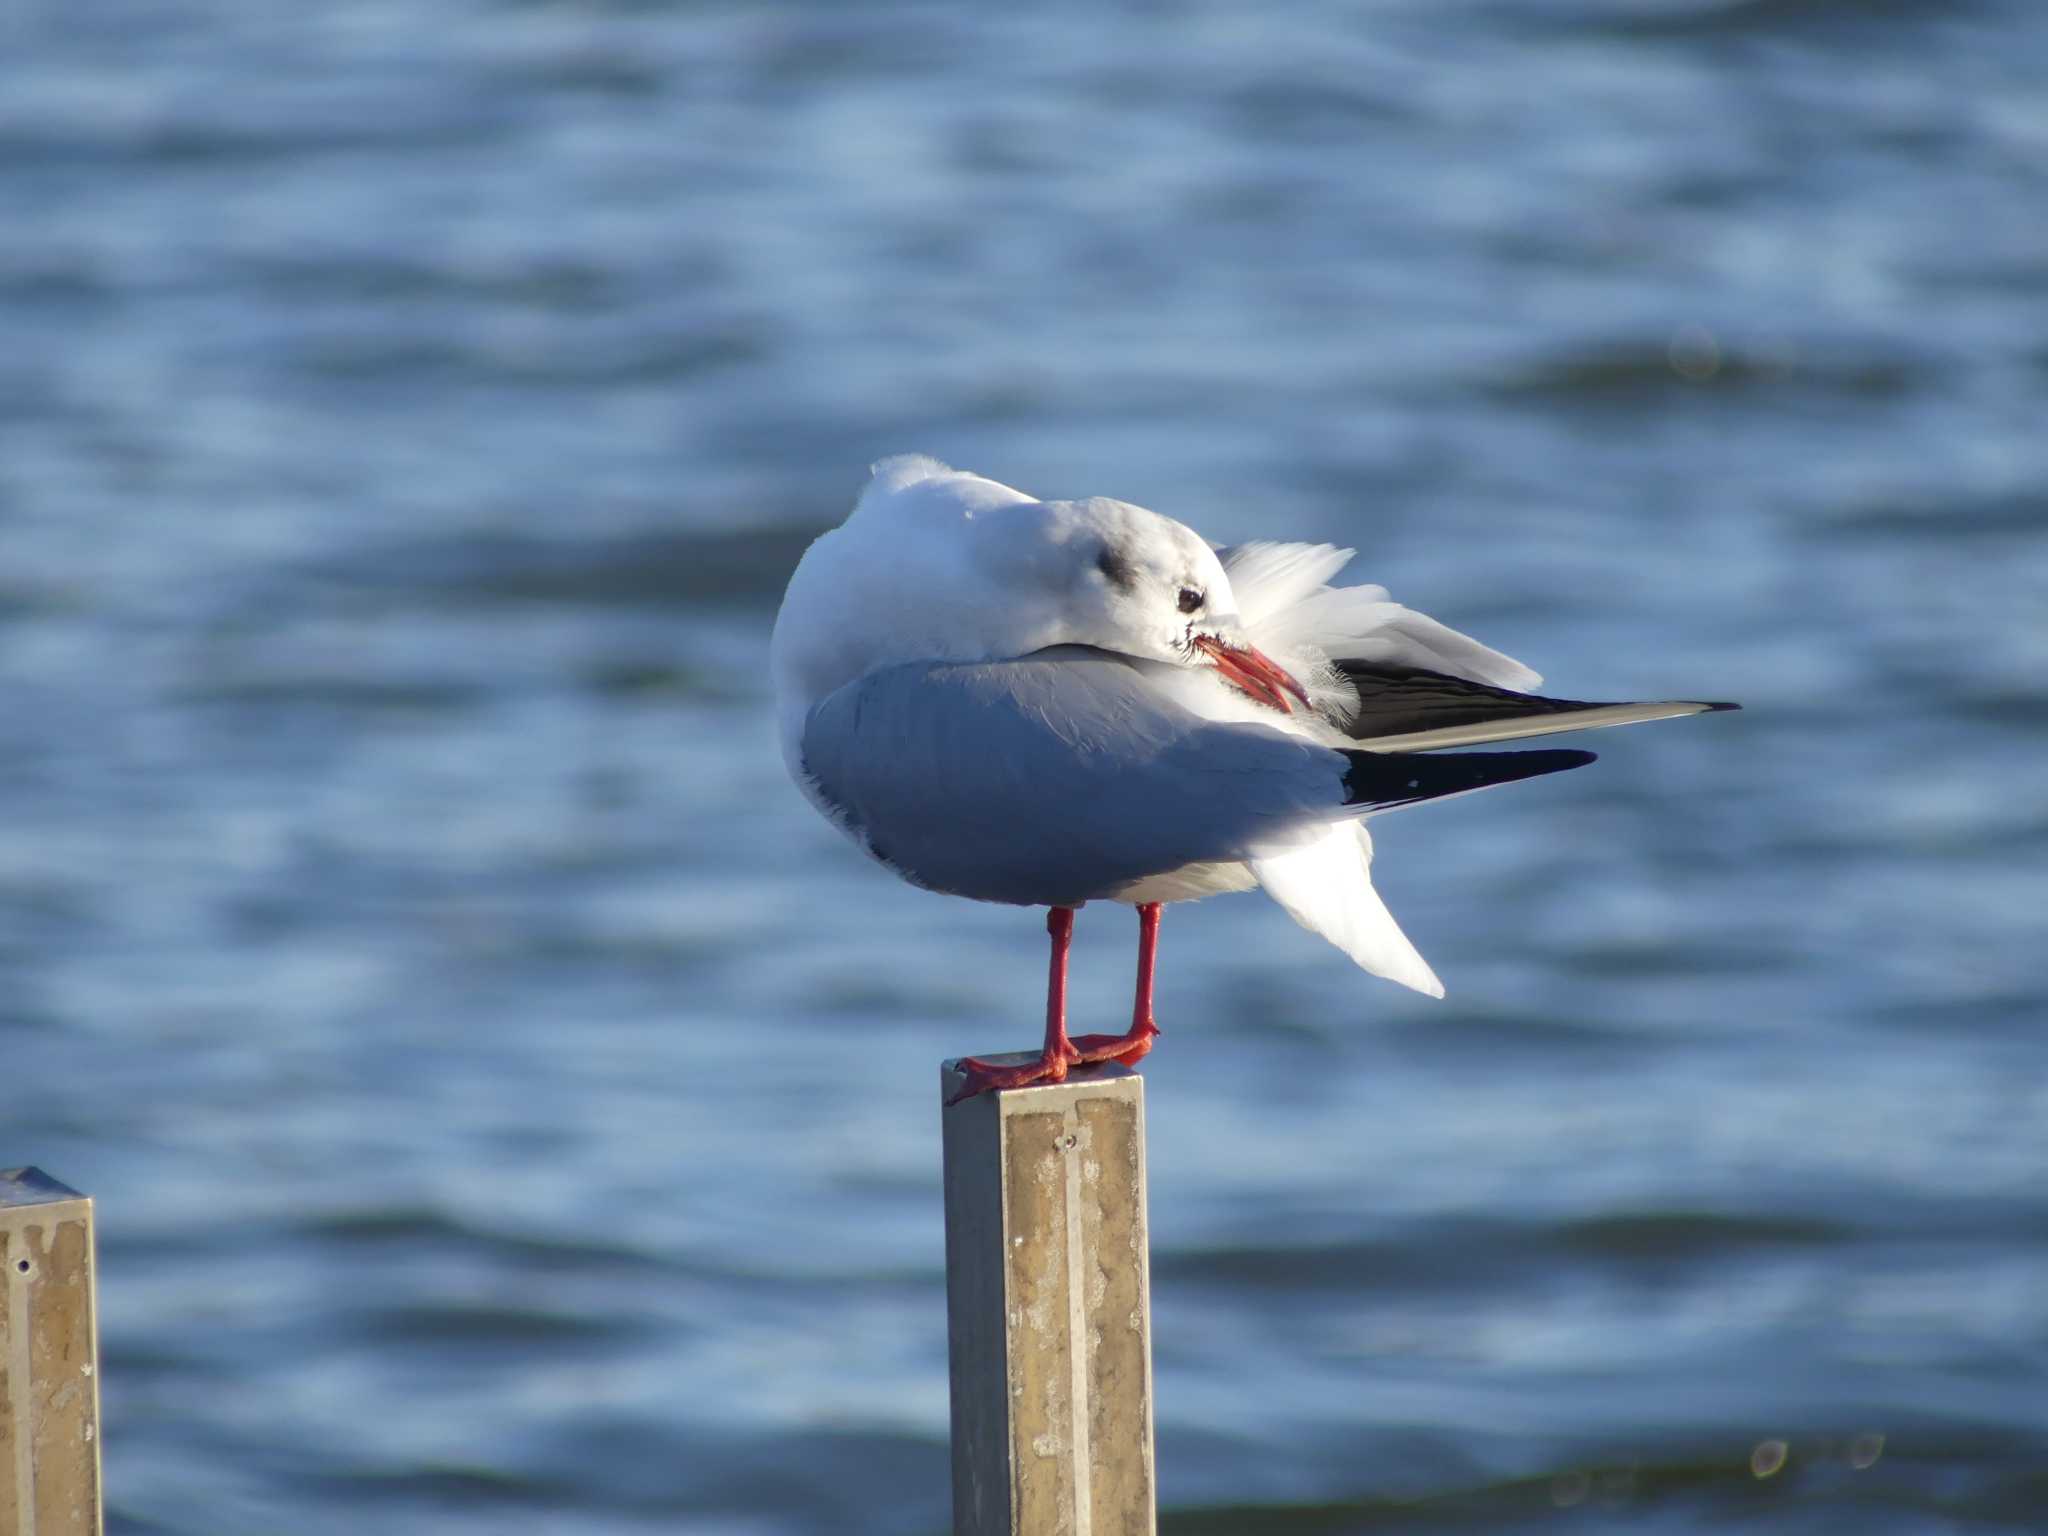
[1,1168,104,1536]
[941,1062,1156,1536]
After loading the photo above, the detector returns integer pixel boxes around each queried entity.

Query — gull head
[1044,496,1309,711]
[772,459,1309,769]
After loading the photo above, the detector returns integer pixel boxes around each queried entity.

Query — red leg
[1068,902,1163,1067]
[1044,905,1076,1062]
[947,908,1082,1104]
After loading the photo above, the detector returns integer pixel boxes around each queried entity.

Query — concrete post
[1,1168,103,1536]
[940,1060,1156,1536]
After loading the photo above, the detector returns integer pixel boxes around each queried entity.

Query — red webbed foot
[1066,1020,1160,1068]
[944,1046,1079,1106]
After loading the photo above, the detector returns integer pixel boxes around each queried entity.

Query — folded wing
[800,646,1595,909]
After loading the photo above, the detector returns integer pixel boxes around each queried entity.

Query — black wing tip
[1524,746,1598,769]
[1342,745,1596,810]
[1700,700,1742,713]
[1446,746,1597,772]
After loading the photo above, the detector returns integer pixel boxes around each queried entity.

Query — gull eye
[1177,586,1204,615]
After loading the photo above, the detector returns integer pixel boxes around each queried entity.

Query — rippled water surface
[5,2,2046,1531]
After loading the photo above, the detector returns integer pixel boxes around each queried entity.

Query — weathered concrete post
[1,1168,103,1536]
[940,1060,1157,1536]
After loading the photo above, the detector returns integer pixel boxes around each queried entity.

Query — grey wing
[799,648,1357,907]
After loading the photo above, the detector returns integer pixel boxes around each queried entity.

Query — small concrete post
[1,1169,103,1536]
[940,1060,1156,1536]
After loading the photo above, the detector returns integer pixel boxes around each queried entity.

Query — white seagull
[772,456,1735,1101]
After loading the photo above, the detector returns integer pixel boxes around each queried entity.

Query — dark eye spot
[1096,546,1137,591]
[1177,586,1204,614]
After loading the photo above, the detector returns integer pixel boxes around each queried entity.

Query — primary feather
[1220,539,1733,754]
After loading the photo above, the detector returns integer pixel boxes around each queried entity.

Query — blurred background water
[3,0,2045,1531]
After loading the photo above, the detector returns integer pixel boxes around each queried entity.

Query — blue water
[4,2,2046,1531]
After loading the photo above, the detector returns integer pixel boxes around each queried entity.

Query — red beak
[1192,635,1310,714]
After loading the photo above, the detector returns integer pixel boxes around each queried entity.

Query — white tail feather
[1248,826,1445,999]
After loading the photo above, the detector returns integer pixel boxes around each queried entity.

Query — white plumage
[772,456,1731,1097]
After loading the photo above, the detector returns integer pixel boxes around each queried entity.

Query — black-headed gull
[772,456,1735,1101]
